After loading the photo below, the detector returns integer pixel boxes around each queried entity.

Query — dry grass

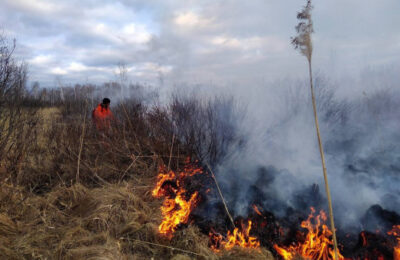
[0,172,274,259]
[0,180,275,259]
[0,180,206,259]
[0,104,274,259]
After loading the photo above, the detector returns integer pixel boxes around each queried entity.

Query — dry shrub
[170,94,244,166]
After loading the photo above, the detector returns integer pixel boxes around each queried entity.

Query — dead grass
[0,103,274,259]
[0,178,274,259]
[0,180,210,259]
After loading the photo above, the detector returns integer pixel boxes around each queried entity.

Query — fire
[209,220,260,252]
[152,162,202,238]
[158,189,199,238]
[274,207,344,260]
[388,225,400,260]
[152,169,175,198]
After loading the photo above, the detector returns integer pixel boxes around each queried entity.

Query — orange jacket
[92,104,114,130]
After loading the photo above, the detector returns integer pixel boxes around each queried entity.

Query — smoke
[210,67,400,233]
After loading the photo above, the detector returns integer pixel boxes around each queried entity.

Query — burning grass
[152,162,202,238]
[274,207,344,260]
[150,159,400,259]
[151,161,274,258]
[209,220,260,252]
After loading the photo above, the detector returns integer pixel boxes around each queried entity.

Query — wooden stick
[205,163,235,229]
[128,238,208,258]
[308,62,339,260]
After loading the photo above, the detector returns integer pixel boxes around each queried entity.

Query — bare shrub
[170,93,244,166]
[0,35,39,179]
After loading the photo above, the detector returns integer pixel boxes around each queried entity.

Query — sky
[0,0,399,88]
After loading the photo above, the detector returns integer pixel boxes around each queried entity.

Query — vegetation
[0,34,271,259]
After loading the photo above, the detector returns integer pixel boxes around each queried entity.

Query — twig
[205,162,235,229]
[167,134,175,171]
[118,155,138,183]
[128,238,208,258]
[76,101,88,183]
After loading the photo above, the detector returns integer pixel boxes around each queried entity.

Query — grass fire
[152,162,202,238]
[1,0,400,259]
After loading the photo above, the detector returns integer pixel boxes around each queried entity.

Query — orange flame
[158,189,199,238]
[274,207,344,260]
[210,220,260,252]
[152,169,176,198]
[388,225,400,260]
[152,163,203,239]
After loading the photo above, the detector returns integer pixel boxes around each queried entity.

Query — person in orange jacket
[92,98,115,131]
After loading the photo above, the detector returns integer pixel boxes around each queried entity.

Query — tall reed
[292,1,339,259]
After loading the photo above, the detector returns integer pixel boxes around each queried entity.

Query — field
[0,101,273,259]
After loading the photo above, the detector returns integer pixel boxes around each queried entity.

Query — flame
[210,220,260,252]
[274,207,344,260]
[152,162,202,239]
[152,169,176,198]
[159,189,199,238]
[388,225,400,260]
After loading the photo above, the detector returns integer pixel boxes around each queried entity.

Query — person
[92,98,115,131]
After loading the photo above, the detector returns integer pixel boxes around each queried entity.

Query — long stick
[76,102,87,183]
[308,62,339,260]
[205,163,235,229]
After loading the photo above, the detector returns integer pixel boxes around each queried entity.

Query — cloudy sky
[1,0,399,88]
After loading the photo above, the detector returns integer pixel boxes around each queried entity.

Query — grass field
[0,106,273,260]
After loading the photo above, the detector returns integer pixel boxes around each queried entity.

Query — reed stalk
[76,101,87,183]
[292,1,339,258]
[205,163,235,229]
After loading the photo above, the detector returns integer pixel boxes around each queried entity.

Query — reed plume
[292,1,339,259]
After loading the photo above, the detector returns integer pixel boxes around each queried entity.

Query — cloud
[174,11,213,28]
[211,36,287,53]
[29,54,53,65]
[51,67,68,75]
[3,0,61,15]
[0,0,398,87]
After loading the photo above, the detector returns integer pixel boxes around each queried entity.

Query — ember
[152,162,203,238]
[209,220,260,252]
[274,207,344,260]
[253,204,263,216]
